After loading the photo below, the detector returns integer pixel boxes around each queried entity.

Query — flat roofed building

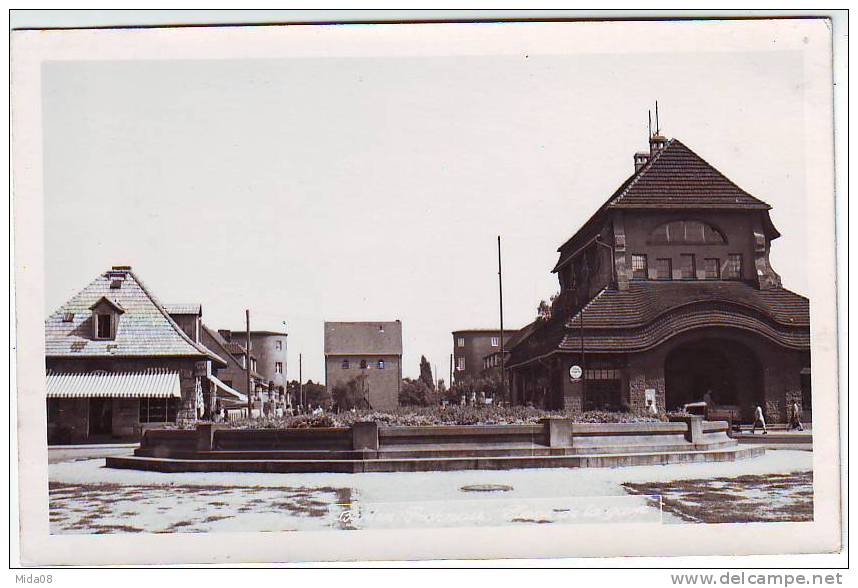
[452,329,518,383]
[324,321,402,410]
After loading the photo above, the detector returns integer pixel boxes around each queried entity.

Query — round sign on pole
[569,365,583,380]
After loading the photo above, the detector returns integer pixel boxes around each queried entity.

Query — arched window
[648,220,726,245]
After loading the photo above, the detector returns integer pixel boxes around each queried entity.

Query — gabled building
[507,135,811,423]
[45,266,228,443]
[324,321,402,410]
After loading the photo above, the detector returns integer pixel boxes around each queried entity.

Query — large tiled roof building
[45,266,246,443]
[507,135,811,423]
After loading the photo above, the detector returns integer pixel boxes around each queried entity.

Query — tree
[536,292,560,322]
[418,355,435,390]
[437,378,447,397]
[286,379,330,408]
[399,377,437,406]
[332,374,369,410]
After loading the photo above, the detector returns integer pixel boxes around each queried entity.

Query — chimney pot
[649,134,667,155]
[634,152,650,172]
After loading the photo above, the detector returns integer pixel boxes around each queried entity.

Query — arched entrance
[664,338,763,420]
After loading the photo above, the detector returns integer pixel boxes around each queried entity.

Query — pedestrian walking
[790,401,804,431]
[752,405,768,435]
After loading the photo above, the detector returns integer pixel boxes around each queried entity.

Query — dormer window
[89,296,124,340]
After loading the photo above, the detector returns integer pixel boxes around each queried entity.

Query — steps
[106,444,764,474]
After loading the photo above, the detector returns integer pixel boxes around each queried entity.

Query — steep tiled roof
[45,268,220,361]
[565,282,809,329]
[607,139,771,210]
[555,138,772,265]
[508,282,809,366]
[324,321,402,355]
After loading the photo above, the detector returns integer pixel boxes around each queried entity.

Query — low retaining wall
[134,416,730,458]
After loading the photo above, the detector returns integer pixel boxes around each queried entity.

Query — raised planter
[107,417,760,473]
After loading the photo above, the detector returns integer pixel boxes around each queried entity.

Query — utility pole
[497,236,506,399]
[246,309,252,418]
[449,353,453,391]
[299,353,303,408]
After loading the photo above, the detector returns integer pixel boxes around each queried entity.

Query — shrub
[172,405,666,429]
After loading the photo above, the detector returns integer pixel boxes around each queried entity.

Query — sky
[42,39,810,382]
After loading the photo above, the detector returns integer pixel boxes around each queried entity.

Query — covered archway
[664,338,763,420]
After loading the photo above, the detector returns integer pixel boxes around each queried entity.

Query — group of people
[751,401,805,434]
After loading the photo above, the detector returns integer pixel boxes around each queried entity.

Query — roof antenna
[648,110,652,138]
[655,100,660,135]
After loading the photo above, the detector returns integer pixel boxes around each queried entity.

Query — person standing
[752,405,768,435]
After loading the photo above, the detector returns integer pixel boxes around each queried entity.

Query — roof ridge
[566,287,610,325]
[128,269,224,363]
[201,324,243,365]
[610,138,674,206]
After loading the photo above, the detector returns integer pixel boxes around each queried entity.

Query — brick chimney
[634,152,650,172]
[649,134,668,155]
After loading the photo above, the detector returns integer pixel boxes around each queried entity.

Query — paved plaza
[49,447,813,534]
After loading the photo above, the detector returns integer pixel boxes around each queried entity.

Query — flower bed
[173,406,676,430]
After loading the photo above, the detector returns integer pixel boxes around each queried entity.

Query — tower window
[360,360,368,369]
[703,258,721,280]
[456,357,465,371]
[631,254,648,280]
[679,254,696,280]
[725,254,743,280]
[457,337,465,347]
[275,340,282,351]
[491,336,499,347]
[275,362,283,374]
[655,258,672,280]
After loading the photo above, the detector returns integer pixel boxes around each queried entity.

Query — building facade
[452,329,517,382]
[506,135,811,423]
[226,330,288,389]
[324,321,403,410]
[45,266,231,443]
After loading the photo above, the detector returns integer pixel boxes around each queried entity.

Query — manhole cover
[459,484,514,493]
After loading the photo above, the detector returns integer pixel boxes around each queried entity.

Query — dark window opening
[583,380,622,411]
[47,398,60,422]
[341,359,350,370]
[96,314,112,339]
[655,258,672,280]
[360,360,368,369]
[139,398,179,423]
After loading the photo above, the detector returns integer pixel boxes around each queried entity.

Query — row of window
[456,336,500,348]
[341,359,386,370]
[630,253,742,281]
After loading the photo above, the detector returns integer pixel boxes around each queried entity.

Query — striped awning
[46,368,181,399]
[208,374,247,403]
